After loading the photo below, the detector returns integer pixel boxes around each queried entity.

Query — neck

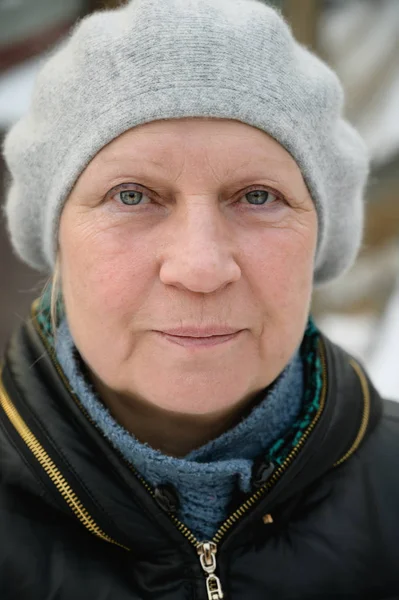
[90,373,261,457]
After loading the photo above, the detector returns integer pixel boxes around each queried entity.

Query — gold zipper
[165,338,329,600]
[209,338,329,544]
[0,375,130,552]
[190,349,369,599]
[333,359,370,468]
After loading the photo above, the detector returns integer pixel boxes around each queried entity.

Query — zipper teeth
[0,376,130,552]
[211,338,328,545]
[333,359,370,468]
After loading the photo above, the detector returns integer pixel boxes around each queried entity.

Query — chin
[132,378,255,416]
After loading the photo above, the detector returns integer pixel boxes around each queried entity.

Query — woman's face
[59,119,317,416]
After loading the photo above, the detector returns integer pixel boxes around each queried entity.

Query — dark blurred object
[0,152,45,355]
[0,0,89,353]
[88,0,126,9]
[283,0,321,49]
[87,0,320,51]
[0,0,87,72]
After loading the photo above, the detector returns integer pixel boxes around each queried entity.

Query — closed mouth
[156,330,243,348]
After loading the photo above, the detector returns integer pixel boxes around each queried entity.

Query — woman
[1,0,398,598]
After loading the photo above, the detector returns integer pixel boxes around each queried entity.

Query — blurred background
[0,0,398,399]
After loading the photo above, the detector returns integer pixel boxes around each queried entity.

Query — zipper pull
[197,542,224,600]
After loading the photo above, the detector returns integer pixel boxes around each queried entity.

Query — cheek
[59,214,156,321]
[241,221,316,363]
[244,223,316,304]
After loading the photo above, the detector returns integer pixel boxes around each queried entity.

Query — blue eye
[119,190,144,205]
[244,190,277,205]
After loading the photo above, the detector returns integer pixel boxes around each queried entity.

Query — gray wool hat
[3,0,369,284]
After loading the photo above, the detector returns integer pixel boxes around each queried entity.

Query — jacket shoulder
[382,398,399,421]
[362,397,399,470]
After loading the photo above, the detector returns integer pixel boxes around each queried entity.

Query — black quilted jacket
[1,313,399,600]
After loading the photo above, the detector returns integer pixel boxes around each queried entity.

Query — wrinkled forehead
[74,118,308,193]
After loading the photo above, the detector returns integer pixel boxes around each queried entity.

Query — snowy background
[316,0,399,400]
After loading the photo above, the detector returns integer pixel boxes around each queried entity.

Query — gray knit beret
[3,0,369,284]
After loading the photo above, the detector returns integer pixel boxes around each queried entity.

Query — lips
[160,327,241,338]
[155,327,243,348]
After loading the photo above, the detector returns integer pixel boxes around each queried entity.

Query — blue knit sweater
[55,319,304,541]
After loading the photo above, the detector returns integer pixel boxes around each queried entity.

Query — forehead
[90,118,301,180]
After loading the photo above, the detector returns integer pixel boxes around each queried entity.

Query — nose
[159,203,241,294]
